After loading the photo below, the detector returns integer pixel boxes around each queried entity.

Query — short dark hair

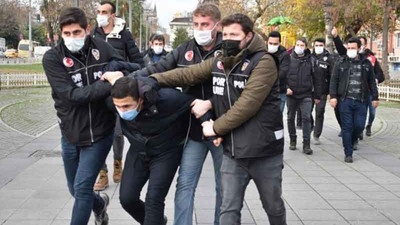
[111,77,139,100]
[268,31,281,42]
[296,37,308,47]
[193,3,221,23]
[100,1,116,14]
[59,7,88,31]
[348,37,361,48]
[358,36,367,45]
[152,34,165,45]
[314,38,325,45]
[221,13,254,35]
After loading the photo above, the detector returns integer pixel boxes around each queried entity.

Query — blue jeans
[366,95,376,126]
[174,139,223,225]
[280,94,286,112]
[339,98,367,156]
[61,133,114,225]
[220,154,286,225]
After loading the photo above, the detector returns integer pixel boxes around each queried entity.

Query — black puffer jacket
[43,36,124,146]
[92,18,144,67]
[287,49,322,100]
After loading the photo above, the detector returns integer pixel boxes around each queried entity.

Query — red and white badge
[185,50,194,62]
[63,57,74,67]
[217,61,224,70]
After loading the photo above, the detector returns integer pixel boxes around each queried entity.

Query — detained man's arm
[211,54,278,136]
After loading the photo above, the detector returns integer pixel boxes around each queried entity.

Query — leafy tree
[172,28,191,49]
[22,23,48,46]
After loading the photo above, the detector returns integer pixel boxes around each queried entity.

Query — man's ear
[86,24,91,34]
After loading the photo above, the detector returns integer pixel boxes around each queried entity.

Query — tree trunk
[382,0,391,80]
[47,19,55,48]
[322,0,334,53]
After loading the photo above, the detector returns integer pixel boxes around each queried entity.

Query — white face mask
[267,44,279,54]
[152,45,164,55]
[347,49,358,58]
[314,46,324,55]
[63,36,86,53]
[193,22,218,46]
[294,46,305,55]
[97,14,110,27]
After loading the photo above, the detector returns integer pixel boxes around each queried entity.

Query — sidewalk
[0,88,400,225]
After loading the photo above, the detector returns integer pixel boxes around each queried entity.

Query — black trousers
[119,146,182,225]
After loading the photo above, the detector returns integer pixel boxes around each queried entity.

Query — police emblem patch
[92,49,100,61]
[63,57,74,67]
[217,61,224,70]
[185,51,194,61]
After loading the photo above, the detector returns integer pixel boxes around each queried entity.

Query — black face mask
[221,39,242,57]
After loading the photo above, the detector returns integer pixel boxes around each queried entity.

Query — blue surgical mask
[116,104,140,121]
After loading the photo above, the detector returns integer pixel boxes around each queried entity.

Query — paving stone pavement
[0,87,400,225]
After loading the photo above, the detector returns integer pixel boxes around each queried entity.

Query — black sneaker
[344,155,353,163]
[366,125,372,136]
[289,139,297,150]
[359,133,363,141]
[95,193,109,225]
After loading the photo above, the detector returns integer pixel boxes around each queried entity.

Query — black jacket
[329,55,379,102]
[92,19,144,67]
[132,32,223,142]
[120,86,194,155]
[312,49,335,95]
[333,36,385,83]
[143,48,168,66]
[43,36,124,146]
[272,45,291,94]
[287,49,322,100]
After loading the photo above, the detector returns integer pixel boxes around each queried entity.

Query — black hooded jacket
[43,36,124,146]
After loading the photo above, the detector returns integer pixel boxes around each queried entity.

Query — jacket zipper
[222,59,244,157]
[85,48,94,143]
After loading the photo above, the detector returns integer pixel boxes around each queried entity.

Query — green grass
[0,64,44,73]
[379,101,400,109]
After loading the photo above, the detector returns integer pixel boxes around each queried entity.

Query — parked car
[5,49,17,58]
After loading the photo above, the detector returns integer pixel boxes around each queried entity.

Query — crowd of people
[42,1,383,225]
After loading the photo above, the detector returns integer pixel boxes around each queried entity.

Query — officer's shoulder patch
[217,61,224,70]
[63,57,74,67]
[185,51,194,62]
[241,60,250,71]
[92,49,100,61]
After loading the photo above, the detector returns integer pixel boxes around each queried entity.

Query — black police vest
[210,51,284,159]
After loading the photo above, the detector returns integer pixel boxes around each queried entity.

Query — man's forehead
[62,24,84,32]
[193,15,214,23]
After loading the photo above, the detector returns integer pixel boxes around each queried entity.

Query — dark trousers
[339,98,368,156]
[102,117,124,171]
[313,95,327,138]
[287,97,313,141]
[219,154,286,225]
[119,147,183,225]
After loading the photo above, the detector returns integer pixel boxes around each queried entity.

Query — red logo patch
[185,51,194,62]
[63,57,74,67]
[217,61,224,70]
